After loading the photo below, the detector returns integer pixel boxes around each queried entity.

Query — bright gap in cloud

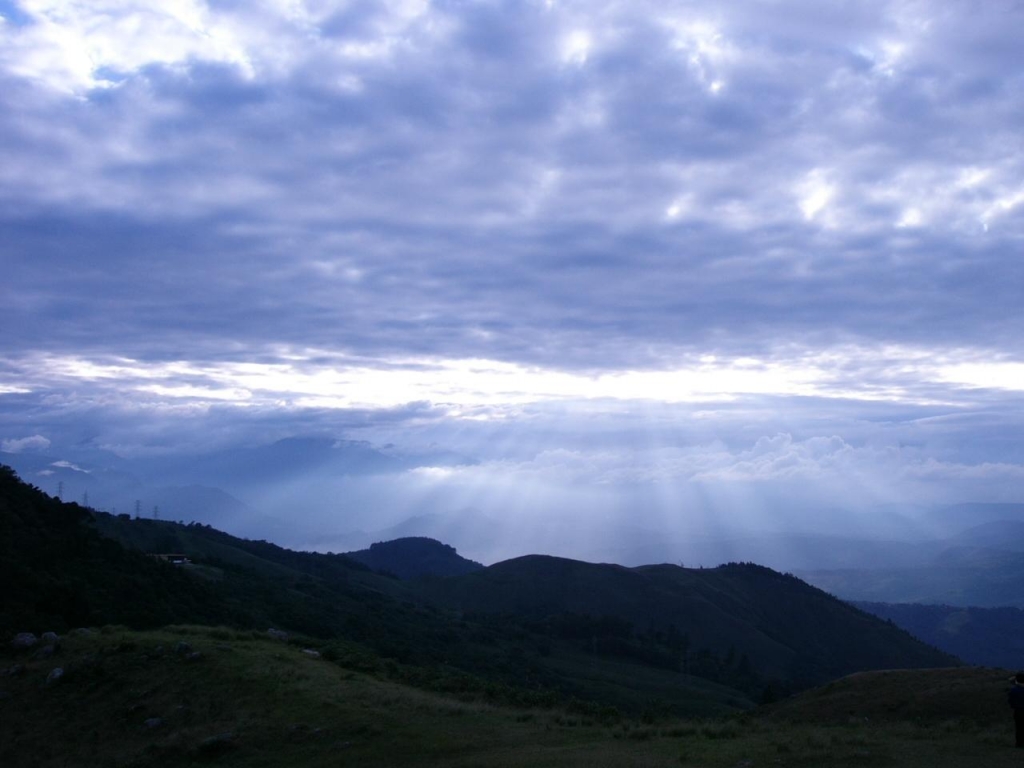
[798,170,835,221]
[6,0,254,92]
[12,345,1024,412]
[937,362,1024,390]
[561,29,591,66]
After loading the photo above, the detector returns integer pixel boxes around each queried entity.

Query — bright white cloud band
[8,346,1023,411]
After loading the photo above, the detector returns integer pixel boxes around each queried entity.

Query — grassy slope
[90,513,404,596]
[766,666,1015,726]
[2,627,1020,768]
[543,648,750,717]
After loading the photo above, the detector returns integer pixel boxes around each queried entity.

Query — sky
[2,0,1024,563]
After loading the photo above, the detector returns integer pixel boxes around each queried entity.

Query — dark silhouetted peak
[345,537,484,579]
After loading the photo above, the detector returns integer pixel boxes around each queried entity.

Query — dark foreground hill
[766,666,1014,726]
[0,465,234,634]
[1,626,1018,768]
[421,554,958,689]
[344,536,484,579]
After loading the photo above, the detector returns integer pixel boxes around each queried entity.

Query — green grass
[544,645,753,717]
[2,627,1021,767]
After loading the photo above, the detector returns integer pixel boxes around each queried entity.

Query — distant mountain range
[328,503,1024,577]
[854,601,1024,668]
[797,542,1024,608]
[9,441,1024,574]
[0,437,422,535]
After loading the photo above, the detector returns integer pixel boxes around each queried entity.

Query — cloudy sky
[2,0,1024,558]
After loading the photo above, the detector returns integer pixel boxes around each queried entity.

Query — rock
[5,664,25,678]
[46,667,64,685]
[302,648,321,658]
[11,633,38,651]
[71,628,96,637]
[175,642,192,655]
[41,632,60,645]
[144,718,163,729]
[267,628,289,641]
[34,645,56,660]
[185,652,203,662]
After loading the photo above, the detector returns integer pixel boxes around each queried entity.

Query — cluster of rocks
[11,631,59,653]
[9,631,65,684]
[174,641,203,662]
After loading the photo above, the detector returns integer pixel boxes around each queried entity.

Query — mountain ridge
[1,463,957,712]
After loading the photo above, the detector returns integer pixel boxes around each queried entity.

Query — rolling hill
[421,554,957,689]
[1,462,958,716]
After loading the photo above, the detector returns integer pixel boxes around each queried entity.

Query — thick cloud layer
[2,1,1023,555]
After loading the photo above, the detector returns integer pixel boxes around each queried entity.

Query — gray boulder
[46,667,64,685]
[11,633,38,651]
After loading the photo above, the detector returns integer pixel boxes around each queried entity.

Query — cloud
[1,433,50,453]
[50,459,87,473]
[2,1,1024,540]
[0,0,1021,376]
[1,0,252,93]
